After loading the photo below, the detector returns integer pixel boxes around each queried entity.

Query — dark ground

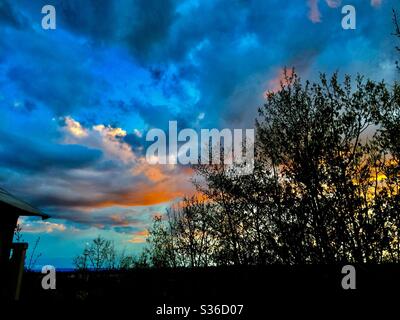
[13,265,400,318]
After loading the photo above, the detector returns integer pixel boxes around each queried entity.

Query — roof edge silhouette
[0,187,49,220]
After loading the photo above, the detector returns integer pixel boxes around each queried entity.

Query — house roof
[0,187,49,220]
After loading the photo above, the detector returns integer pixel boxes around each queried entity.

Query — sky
[0,0,398,268]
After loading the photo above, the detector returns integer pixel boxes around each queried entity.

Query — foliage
[147,71,400,266]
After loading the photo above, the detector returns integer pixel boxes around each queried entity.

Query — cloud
[26,167,190,210]
[265,68,295,94]
[0,26,112,116]
[58,0,116,41]
[63,117,137,163]
[307,0,382,24]
[2,0,390,133]
[16,199,164,236]
[20,220,67,233]
[0,0,397,266]
[3,118,194,213]
[371,0,382,8]
[64,117,89,138]
[124,0,177,62]
[54,208,143,230]
[0,130,102,173]
[0,0,28,29]
[1,1,394,215]
[128,229,149,243]
[308,0,322,23]
[325,0,341,8]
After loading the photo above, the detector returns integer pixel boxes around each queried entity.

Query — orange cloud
[136,230,149,237]
[305,0,382,24]
[132,163,168,183]
[371,0,382,7]
[110,214,131,226]
[86,179,193,209]
[128,229,149,243]
[265,68,294,95]
[59,117,196,210]
[325,0,341,8]
[62,117,136,164]
[64,116,88,138]
[308,0,321,23]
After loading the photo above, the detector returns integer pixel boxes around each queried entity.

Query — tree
[74,236,119,270]
[255,71,398,263]
[145,215,178,267]
[147,71,400,265]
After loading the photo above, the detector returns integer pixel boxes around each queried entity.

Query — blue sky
[0,0,398,268]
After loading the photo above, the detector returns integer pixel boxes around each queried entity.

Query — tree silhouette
[73,236,144,270]
[147,71,400,266]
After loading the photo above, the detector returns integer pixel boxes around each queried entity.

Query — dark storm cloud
[53,209,141,230]
[133,100,192,130]
[123,0,177,62]
[4,0,393,129]
[59,0,116,41]
[29,0,177,63]
[123,132,145,155]
[0,131,102,172]
[27,205,148,234]
[113,226,139,234]
[7,64,95,115]
[0,0,28,29]
[3,25,105,116]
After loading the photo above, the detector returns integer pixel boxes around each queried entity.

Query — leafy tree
[145,216,177,267]
[147,71,400,265]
